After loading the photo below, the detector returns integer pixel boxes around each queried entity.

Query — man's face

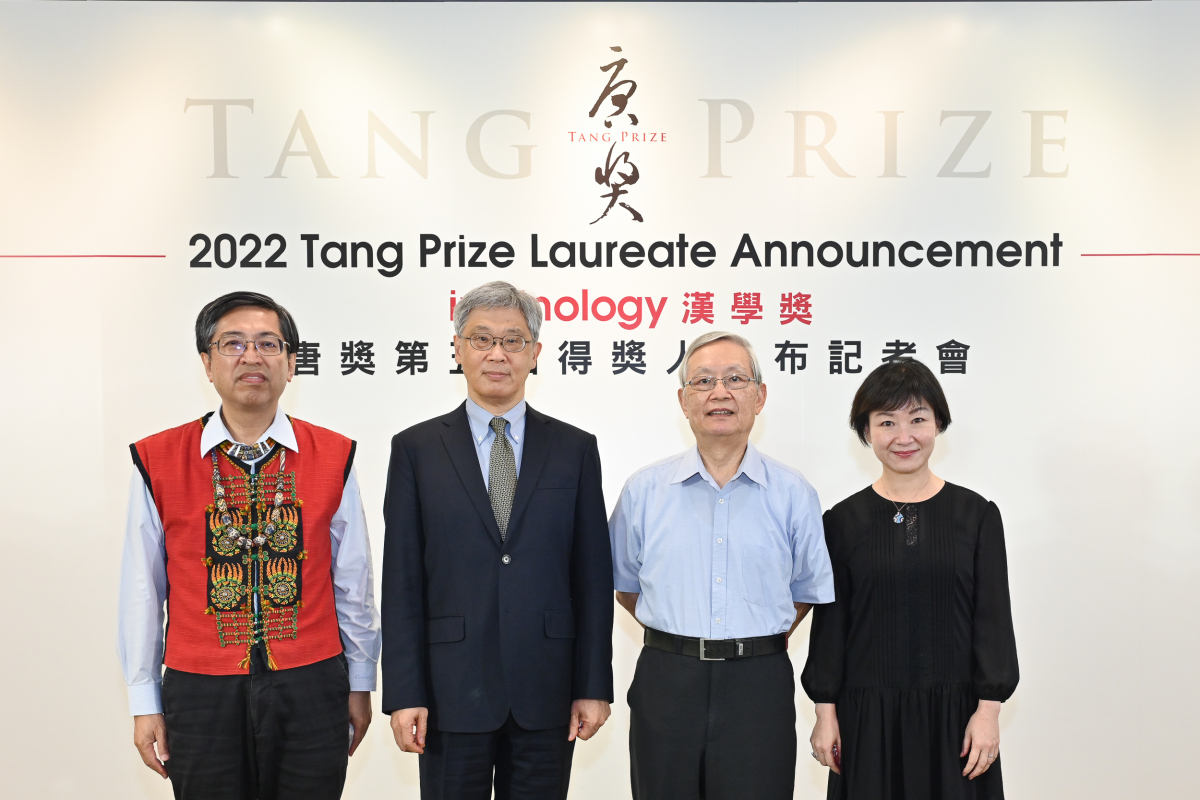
[454,306,541,412]
[677,340,767,445]
[200,307,295,413]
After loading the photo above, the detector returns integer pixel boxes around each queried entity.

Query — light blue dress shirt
[610,442,835,639]
[464,397,527,487]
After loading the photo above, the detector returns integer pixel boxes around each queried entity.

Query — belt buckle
[698,638,725,661]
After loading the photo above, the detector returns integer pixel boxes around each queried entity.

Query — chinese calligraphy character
[558,341,593,375]
[340,341,375,375]
[681,292,715,324]
[612,340,647,375]
[449,338,463,375]
[588,46,638,128]
[731,292,763,325]
[828,340,862,375]
[665,340,686,375]
[780,292,813,325]
[881,340,917,362]
[774,341,808,374]
[936,340,970,374]
[592,143,643,224]
[395,340,429,375]
[295,341,321,376]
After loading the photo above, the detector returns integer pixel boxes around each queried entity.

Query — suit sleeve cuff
[128,682,163,716]
[348,660,377,692]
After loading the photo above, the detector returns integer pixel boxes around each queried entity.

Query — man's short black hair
[194,291,300,355]
[849,359,951,445]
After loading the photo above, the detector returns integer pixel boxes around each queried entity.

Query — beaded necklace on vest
[206,439,304,670]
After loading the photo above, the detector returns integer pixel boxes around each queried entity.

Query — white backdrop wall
[1,2,1197,798]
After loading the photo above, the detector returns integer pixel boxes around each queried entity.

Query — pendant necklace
[212,439,278,550]
[882,475,932,524]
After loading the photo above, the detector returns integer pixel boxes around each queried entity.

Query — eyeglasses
[684,374,757,392]
[208,335,288,357]
[461,333,529,353]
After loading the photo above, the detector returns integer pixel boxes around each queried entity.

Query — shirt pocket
[741,544,787,607]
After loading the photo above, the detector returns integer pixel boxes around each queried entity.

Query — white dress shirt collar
[199,406,298,458]
[670,441,768,488]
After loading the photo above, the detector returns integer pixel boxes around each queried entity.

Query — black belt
[643,627,787,661]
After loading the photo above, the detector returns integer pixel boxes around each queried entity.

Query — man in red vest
[118,291,380,799]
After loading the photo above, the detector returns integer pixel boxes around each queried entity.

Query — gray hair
[679,331,763,387]
[453,281,544,342]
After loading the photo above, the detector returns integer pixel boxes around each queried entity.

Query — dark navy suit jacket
[380,402,614,732]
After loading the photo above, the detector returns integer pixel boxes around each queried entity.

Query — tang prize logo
[587,46,643,224]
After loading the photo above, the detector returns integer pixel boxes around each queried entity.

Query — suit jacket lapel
[505,405,552,543]
[440,403,504,547]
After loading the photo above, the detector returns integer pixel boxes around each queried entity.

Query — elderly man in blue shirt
[610,331,835,800]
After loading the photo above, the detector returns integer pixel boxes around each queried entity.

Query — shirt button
[717,538,723,544]
[716,577,722,584]
[501,555,511,564]
[715,618,722,624]
[719,499,725,504]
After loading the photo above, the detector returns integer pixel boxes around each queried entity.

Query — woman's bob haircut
[849,359,951,445]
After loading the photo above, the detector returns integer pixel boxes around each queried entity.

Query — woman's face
[865,399,939,476]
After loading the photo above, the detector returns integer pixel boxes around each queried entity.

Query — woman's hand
[810,703,842,775]
[961,700,1001,779]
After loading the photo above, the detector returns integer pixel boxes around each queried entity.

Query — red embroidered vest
[132,415,353,675]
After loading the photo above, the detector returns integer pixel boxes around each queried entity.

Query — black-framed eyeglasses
[461,333,529,353]
[684,374,757,392]
[208,335,288,357]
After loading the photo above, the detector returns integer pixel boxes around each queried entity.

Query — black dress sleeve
[971,501,1019,701]
[801,508,850,704]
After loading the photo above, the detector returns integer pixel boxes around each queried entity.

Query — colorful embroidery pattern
[265,558,299,605]
[210,563,247,610]
[267,506,300,553]
[209,508,248,557]
[213,607,299,650]
[203,440,305,670]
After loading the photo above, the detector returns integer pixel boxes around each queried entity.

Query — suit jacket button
[501,554,512,564]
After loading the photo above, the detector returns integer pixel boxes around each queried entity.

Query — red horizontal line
[0,254,165,259]
[1080,253,1200,257]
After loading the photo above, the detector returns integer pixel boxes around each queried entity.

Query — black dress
[801,483,1018,800]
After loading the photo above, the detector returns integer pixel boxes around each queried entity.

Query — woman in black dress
[802,360,1018,800]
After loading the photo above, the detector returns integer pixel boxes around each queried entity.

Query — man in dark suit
[382,281,614,800]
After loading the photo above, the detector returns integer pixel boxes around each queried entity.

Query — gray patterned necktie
[488,417,517,540]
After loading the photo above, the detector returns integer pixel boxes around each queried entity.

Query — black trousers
[418,713,575,800]
[628,646,797,800]
[161,652,350,800]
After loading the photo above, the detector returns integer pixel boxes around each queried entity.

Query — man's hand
[568,699,611,742]
[133,713,170,779]
[786,602,812,646]
[348,691,372,756]
[615,591,644,627]
[390,707,429,754]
